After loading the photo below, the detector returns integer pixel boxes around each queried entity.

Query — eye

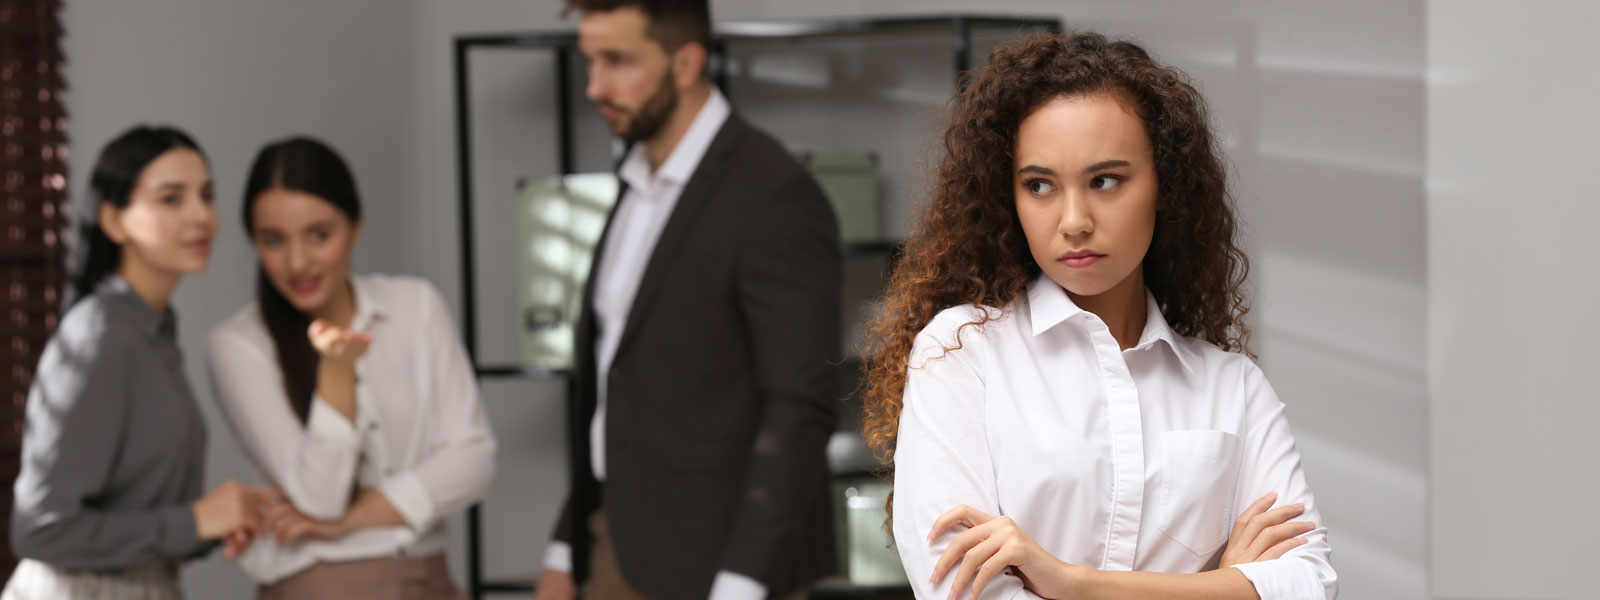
[308,229,329,243]
[258,233,283,248]
[201,190,215,204]
[161,194,182,206]
[1025,179,1055,195]
[1090,175,1122,191]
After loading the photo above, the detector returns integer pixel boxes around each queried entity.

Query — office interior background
[2,1,1595,599]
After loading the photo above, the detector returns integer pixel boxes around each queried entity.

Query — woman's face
[249,188,360,314]
[1013,93,1159,301]
[102,148,217,278]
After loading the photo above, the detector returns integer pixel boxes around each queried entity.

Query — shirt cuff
[544,541,573,573]
[1231,559,1327,600]
[378,472,436,532]
[709,570,767,600]
[158,503,200,556]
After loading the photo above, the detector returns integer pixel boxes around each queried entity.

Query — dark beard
[616,66,679,144]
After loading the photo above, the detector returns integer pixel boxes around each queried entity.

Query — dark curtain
[0,0,68,584]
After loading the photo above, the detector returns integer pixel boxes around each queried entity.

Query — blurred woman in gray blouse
[5,126,270,600]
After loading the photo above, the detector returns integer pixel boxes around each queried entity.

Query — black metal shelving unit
[454,14,1063,599]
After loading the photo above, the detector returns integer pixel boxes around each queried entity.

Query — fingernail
[1294,503,1305,510]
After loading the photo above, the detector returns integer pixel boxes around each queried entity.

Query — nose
[286,241,309,273]
[187,194,217,227]
[1057,188,1094,239]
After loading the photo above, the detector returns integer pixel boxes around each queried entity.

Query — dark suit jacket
[552,111,842,599]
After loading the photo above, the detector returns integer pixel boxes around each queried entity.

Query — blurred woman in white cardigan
[207,136,495,599]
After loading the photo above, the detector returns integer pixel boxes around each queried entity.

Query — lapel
[612,113,746,359]
[577,171,632,377]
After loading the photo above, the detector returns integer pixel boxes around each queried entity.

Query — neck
[115,256,181,314]
[644,82,712,172]
[311,277,358,328]
[1067,268,1148,351]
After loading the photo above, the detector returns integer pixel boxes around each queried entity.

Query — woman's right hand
[307,319,372,366]
[192,480,268,541]
[1217,491,1316,569]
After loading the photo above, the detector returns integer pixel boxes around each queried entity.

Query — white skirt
[1,559,181,600]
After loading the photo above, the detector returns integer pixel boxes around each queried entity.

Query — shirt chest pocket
[1157,430,1241,557]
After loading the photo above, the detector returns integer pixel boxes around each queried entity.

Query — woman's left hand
[929,505,1085,600]
[261,489,348,544]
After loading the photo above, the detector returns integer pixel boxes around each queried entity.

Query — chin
[1047,270,1117,298]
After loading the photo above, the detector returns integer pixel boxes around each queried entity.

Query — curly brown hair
[860,31,1253,474]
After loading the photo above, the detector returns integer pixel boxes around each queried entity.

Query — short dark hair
[565,0,712,53]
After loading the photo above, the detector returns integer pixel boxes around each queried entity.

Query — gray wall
[1427,2,1600,598]
[59,1,1430,598]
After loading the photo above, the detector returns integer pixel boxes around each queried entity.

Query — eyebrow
[155,179,213,191]
[1084,159,1131,174]
[1017,160,1133,178]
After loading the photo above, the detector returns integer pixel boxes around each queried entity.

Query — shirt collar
[348,275,388,332]
[617,87,732,192]
[98,275,178,341]
[1024,273,1194,373]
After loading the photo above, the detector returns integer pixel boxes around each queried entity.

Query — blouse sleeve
[206,325,362,521]
[892,311,1045,600]
[1228,362,1339,600]
[374,281,497,532]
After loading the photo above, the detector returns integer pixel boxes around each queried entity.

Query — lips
[1058,250,1106,269]
[288,275,323,296]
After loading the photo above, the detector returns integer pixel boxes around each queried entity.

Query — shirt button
[367,422,379,432]
[383,467,395,477]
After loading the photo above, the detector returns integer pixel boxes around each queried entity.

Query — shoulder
[44,295,135,370]
[207,302,272,359]
[910,303,1014,365]
[723,115,815,190]
[54,294,119,348]
[359,273,443,305]
[357,273,454,325]
[1174,336,1276,401]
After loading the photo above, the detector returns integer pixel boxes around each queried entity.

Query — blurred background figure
[207,137,494,599]
[534,1,842,599]
[6,126,267,599]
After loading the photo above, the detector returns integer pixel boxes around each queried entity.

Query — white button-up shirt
[892,275,1336,600]
[545,90,766,600]
[207,274,497,584]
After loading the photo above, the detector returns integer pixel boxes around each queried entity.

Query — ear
[98,202,129,244]
[673,42,707,90]
[348,220,363,247]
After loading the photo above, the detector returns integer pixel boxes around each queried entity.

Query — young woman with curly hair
[860,32,1336,599]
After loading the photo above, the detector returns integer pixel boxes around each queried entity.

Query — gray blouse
[10,276,210,570]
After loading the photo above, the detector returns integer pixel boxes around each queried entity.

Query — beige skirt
[0,558,181,600]
[256,553,465,600]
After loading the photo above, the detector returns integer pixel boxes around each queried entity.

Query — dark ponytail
[242,137,362,422]
[74,126,203,304]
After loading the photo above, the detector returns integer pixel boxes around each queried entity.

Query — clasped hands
[927,492,1315,600]
[195,483,354,562]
